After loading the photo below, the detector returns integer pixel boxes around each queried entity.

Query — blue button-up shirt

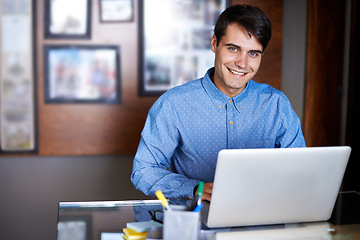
[131,68,306,199]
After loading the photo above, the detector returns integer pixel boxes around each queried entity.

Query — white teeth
[229,69,245,76]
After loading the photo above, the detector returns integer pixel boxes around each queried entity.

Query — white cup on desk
[163,205,201,240]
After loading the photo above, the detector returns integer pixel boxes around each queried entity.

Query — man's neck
[210,72,247,98]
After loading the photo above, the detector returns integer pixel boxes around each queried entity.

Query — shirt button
[218,105,222,109]
[229,100,232,104]
[238,106,241,110]
[229,121,233,125]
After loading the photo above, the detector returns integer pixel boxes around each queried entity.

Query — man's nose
[234,53,248,69]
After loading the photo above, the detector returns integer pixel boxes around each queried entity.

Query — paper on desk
[215,222,331,240]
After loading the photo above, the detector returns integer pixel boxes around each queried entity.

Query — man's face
[211,23,263,97]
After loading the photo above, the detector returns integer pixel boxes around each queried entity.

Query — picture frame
[44,0,92,39]
[44,45,121,104]
[138,0,229,96]
[57,215,92,240]
[0,0,38,153]
[99,0,134,23]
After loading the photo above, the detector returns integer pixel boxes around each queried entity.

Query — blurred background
[0,0,358,239]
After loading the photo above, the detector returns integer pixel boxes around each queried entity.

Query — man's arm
[276,95,306,148]
[131,97,199,199]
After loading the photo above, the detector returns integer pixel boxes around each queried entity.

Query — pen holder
[163,205,200,240]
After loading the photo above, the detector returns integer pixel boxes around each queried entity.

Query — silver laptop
[202,146,351,228]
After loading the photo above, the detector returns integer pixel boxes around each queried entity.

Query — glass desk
[57,191,360,240]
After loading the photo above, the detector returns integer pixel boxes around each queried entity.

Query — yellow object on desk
[122,228,147,240]
[155,190,172,211]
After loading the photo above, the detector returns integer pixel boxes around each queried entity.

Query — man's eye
[229,47,237,52]
[249,51,259,57]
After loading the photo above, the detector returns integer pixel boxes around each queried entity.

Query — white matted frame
[138,0,229,96]
[44,0,92,39]
[44,45,121,104]
[0,0,37,153]
[99,0,134,23]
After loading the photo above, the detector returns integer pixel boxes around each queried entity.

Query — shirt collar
[202,68,251,112]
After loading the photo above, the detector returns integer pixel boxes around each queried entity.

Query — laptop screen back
[205,146,351,228]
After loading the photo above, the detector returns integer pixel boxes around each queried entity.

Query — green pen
[197,181,204,206]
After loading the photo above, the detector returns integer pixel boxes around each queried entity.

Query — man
[131,4,306,201]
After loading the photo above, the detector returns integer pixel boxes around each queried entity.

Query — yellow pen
[155,190,172,211]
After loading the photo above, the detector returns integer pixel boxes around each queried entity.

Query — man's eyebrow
[224,43,240,48]
[251,49,263,54]
[224,43,263,54]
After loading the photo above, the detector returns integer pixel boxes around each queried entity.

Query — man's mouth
[228,67,248,76]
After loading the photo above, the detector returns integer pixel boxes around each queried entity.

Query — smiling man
[212,23,263,97]
[131,4,306,201]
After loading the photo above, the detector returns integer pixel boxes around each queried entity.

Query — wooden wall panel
[303,0,345,147]
[34,0,283,156]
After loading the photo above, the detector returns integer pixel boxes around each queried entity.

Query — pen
[193,203,203,212]
[197,181,204,207]
[155,190,172,211]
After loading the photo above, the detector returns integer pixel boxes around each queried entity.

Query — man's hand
[194,182,213,202]
[202,182,213,202]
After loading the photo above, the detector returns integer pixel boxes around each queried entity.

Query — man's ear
[211,34,217,53]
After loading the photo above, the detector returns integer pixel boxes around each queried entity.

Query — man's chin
[225,80,249,92]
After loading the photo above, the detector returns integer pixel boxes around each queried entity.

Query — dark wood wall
[303,0,360,192]
[343,0,360,192]
[303,0,345,147]
[34,0,283,156]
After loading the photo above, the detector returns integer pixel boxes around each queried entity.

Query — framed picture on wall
[44,45,121,104]
[99,0,134,22]
[0,0,37,153]
[44,0,92,39]
[138,0,229,96]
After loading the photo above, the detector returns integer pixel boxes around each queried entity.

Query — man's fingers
[202,182,213,202]
[202,192,212,202]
